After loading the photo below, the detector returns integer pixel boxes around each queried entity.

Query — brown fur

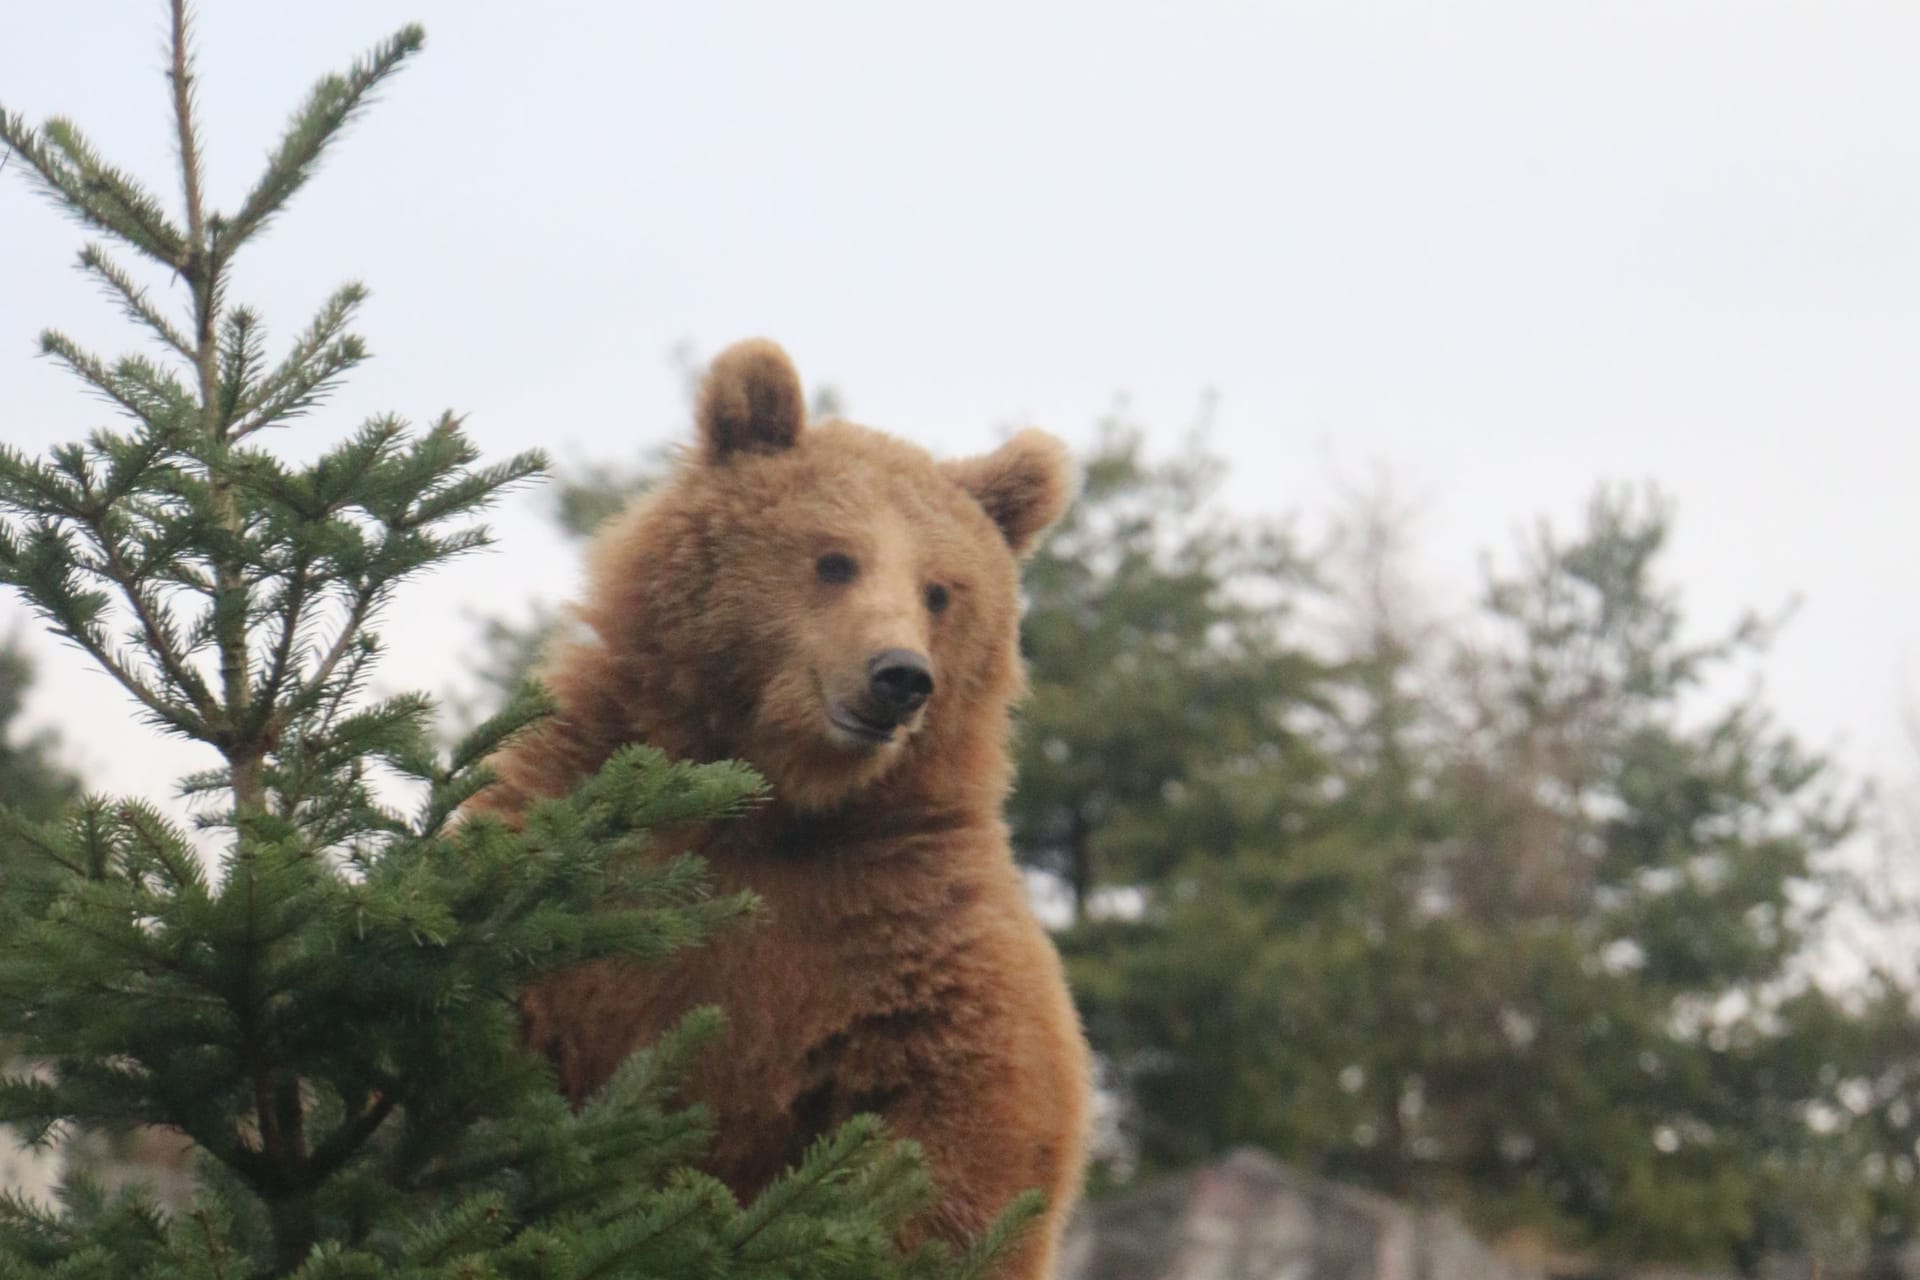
[470,340,1091,1277]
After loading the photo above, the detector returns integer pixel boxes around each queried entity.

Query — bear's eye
[925,583,950,615]
[816,552,858,585]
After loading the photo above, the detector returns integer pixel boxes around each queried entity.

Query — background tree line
[403,397,1920,1276]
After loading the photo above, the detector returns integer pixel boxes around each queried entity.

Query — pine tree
[0,7,1029,1276]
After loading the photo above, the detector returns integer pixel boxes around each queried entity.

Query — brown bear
[470,339,1091,1278]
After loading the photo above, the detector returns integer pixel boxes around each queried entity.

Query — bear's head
[578,339,1075,814]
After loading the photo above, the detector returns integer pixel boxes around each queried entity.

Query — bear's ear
[942,429,1077,557]
[696,339,806,462]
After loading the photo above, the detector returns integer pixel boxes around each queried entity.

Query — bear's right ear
[696,339,806,462]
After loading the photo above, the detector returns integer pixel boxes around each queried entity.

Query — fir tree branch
[310,632,376,738]
[0,521,200,735]
[43,477,220,720]
[37,901,202,982]
[92,563,216,721]
[0,470,212,730]
[76,244,194,361]
[0,804,71,872]
[39,332,193,431]
[234,285,369,437]
[216,307,267,429]
[190,1209,235,1280]
[286,587,379,723]
[42,119,187,266]
[0,448,88,520]
[221,27,426,253]
[58,613,204,740]
[0,109,188,268]
[942,1192,1045,1280]
[256,551,319,722]
[303,1087,399,1188]
[568,1188,719,1279]
[725,1117,884,1256]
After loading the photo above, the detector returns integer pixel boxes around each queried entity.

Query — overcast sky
[2,2,1916,812]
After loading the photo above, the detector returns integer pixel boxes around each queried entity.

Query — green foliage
[1011,416,1331,919]
[1057,471,1879,1267]
[0,641,76,839]
[0,7,1034,1277]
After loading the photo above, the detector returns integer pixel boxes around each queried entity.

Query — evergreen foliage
[1048,465,1877,1266]
[0,642,77,854]
[0,7,1031,1276]
[1011,417,1331,922]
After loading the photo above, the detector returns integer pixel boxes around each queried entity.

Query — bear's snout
[868,648,934,719]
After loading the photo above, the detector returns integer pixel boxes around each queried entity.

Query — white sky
[2,2,1916,813]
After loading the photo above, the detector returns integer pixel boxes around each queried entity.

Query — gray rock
[1057,1148,1538,1280]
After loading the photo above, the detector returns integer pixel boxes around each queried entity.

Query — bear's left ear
[697,339,806,462]
[942,429,1077,557]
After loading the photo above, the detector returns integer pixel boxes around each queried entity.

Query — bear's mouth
[827,701,899,746]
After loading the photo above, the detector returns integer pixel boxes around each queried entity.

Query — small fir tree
[0,6,1030,1276]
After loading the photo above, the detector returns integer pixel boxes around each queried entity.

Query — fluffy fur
[470,340,1091,1277]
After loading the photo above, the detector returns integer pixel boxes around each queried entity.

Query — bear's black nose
[868,649,934,717]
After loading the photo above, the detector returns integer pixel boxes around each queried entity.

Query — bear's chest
[669,831,998,1086]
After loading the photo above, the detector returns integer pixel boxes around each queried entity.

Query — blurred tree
[1421,490,1858,1258]
[0,637,75,834]
[1066,482,1878,1270]
[1011,414,1332,921]
[0,635,76,1187]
